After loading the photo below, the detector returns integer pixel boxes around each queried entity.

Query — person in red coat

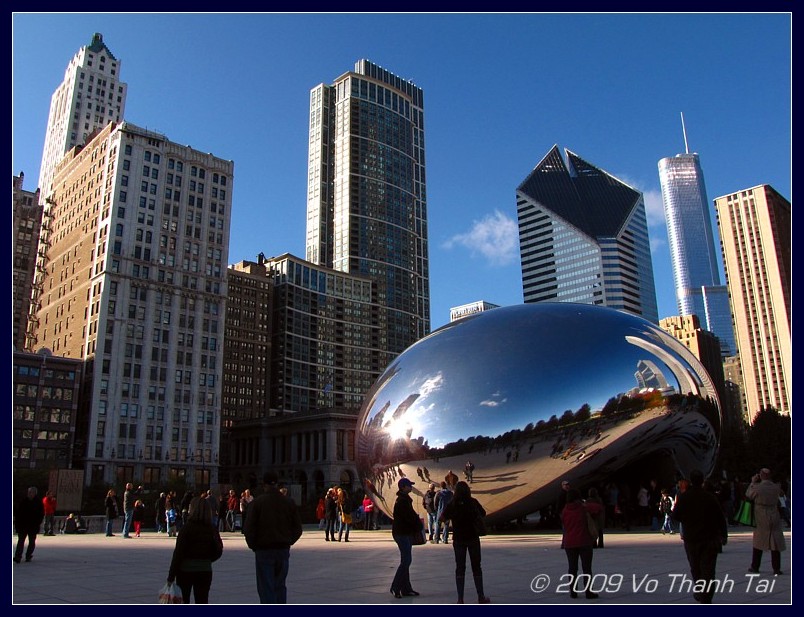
[560,488,604,599]
[42,491,57,536]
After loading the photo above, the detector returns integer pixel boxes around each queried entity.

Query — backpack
[437,489,453,512]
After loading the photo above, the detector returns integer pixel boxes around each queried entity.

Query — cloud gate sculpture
[356,303,721,525]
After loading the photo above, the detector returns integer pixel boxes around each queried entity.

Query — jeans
[254,548,291,604]
[44,514,55,535]
[391,533,414,593]
[324,517,337,540]
[122,510,134,537]
[661,514,675,533]
[438,515,450,543]
[338,521,351,541]
[226,509,236,532]
[427,512,437,540]
[176,570,213,604]
[453,539,484,601]
[364,510,375,530]
[105,518,115,536]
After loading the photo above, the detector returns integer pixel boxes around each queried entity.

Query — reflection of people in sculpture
[464,461,475,484]
[417,467,424,481]
[445,470,459,489]
[422,467,431,481]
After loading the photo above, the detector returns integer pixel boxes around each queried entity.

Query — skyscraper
[714,185,790,420]
[306,59,430,356]
[28,121,233,487]
[38,33,127,201]
[517,145,658,323]
[12,172,41,351]
[658,127,735,356]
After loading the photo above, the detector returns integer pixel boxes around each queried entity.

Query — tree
[748,407,791,480]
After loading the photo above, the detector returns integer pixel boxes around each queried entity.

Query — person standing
[336,487,352,542]
[440,481,491,604]
[435,481,454,544]
[243,472,303,604]
[155,492,167,533]
[166,497,224,604]
[390,478,423,598]
[122,483,143,538]
[133,500,146,537]
[42,491,57,536]
[671,469,728,604]
[423,483,438,542]
[239,489,254,535]
[362,494,376,531]
[745,468,786,575]
[14,487,45,563]
[560,489,603,599]
[105,489,119,537]
[324,488,339,542]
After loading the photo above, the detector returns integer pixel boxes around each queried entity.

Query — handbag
[735,500,756,527]
[158,581,183,604]
[411,516,426,545]
[585,511,599,539]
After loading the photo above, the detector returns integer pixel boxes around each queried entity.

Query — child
[133,499,146,537]
[166,506,178,537]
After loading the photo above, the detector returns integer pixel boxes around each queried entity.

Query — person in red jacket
[42,491,57,536]
[560,488,604,599]
[362,495,376,531]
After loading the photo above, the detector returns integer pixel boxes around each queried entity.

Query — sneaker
[478,596,491,604]
[774,571,784,576]
[747,567,759,574]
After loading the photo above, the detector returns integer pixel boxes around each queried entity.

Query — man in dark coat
[672,469,728,604]
[14,487,45,563]
[243,472,303,603]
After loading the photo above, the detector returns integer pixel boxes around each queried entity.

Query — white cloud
[642,188,667,228]
[617,175,667,228]
[443,210,519,266]
[480,398,507,407]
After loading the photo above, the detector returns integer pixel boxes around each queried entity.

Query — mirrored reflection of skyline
[356,303,720,523]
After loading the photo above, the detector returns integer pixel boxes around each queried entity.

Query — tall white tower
[38,33,127,200]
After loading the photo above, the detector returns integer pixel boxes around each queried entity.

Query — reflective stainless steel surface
[356,303,721,524]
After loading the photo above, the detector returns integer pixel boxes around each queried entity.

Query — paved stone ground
[11,526,791,604]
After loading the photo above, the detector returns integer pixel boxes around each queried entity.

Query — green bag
[735,500,756,527]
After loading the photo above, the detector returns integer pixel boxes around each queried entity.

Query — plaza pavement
[11,525,791,605]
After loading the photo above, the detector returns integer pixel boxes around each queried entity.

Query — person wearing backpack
[435,482,454,544]
[659,489,676,534]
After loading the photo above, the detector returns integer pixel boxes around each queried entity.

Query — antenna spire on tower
[680,112,689,154]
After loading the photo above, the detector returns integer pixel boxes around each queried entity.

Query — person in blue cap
[390,477,424,598]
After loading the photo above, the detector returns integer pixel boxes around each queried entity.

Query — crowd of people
[13,464,789,605]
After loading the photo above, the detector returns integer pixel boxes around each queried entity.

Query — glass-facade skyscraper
[517,145,658,323]
[306,60,430,356]
[658,152,735,356]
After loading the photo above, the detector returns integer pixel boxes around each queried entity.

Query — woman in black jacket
[104,489,118,537]
[167,496,224,603]
[440,481,491,604]
[390,478,423,598]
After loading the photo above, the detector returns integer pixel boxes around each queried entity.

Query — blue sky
[11,13,791,331]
